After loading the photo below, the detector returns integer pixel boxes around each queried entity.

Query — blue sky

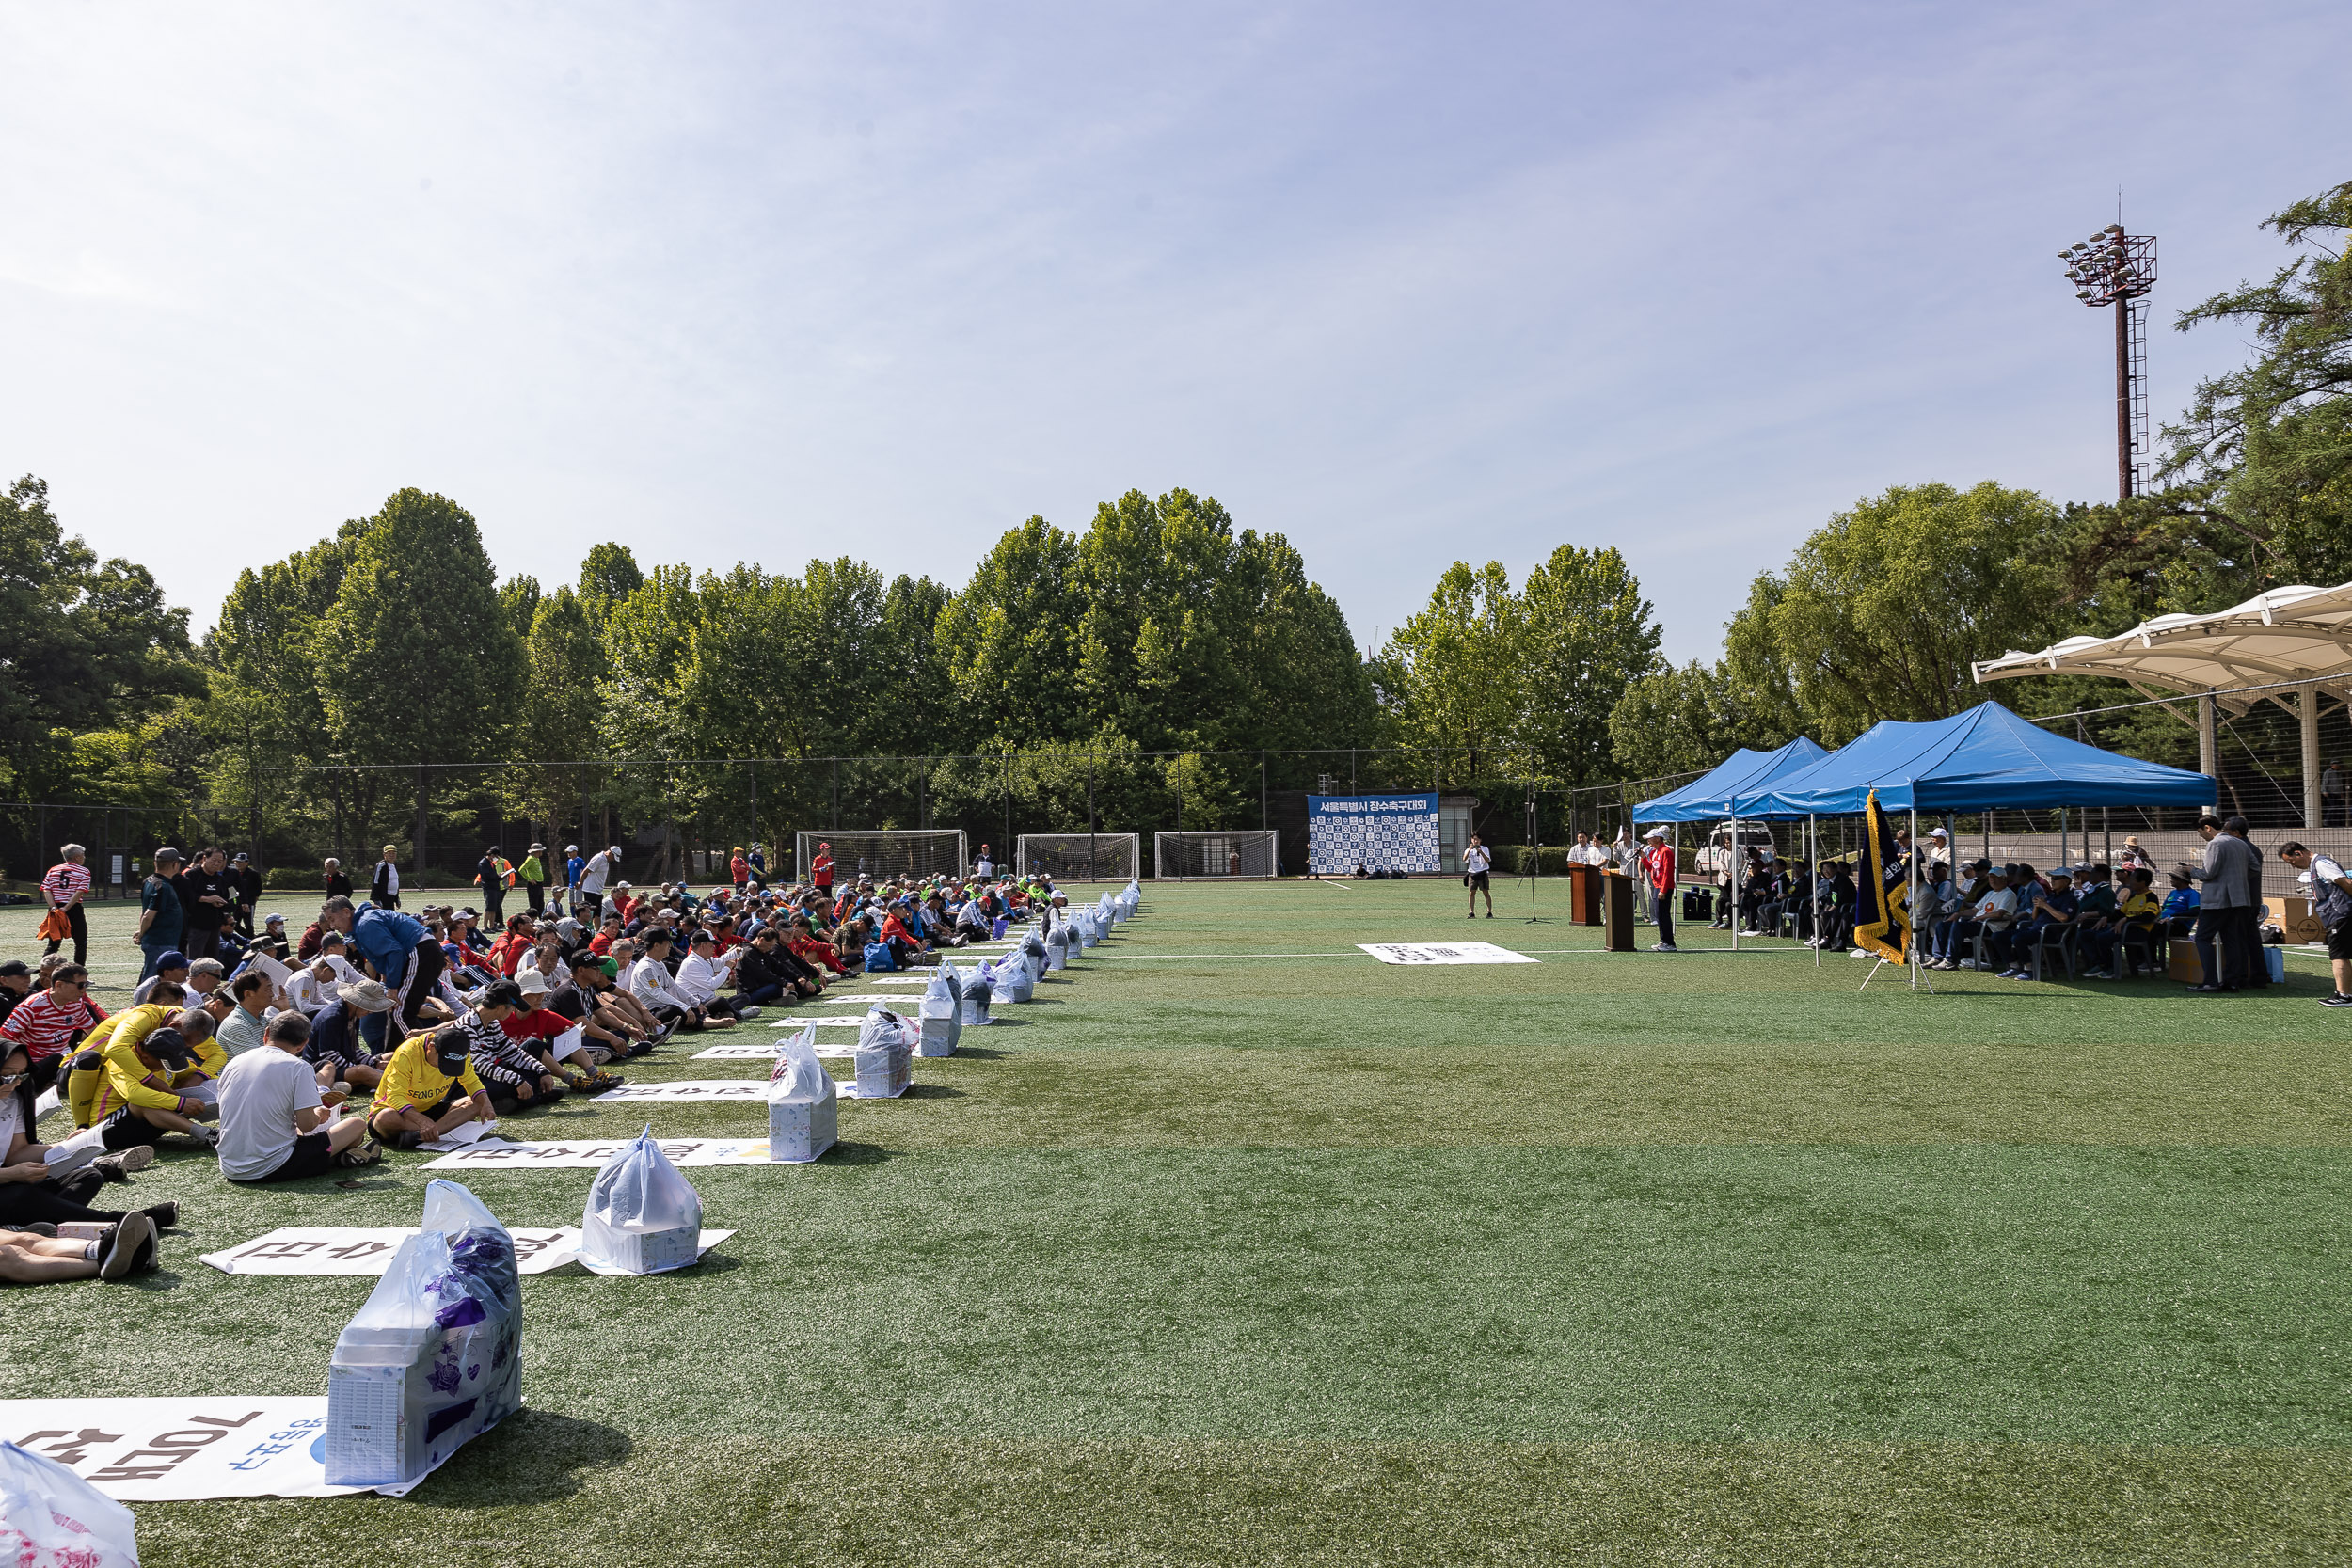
[2,2,2343,663]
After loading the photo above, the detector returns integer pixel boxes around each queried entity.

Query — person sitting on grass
[216,1012,378,1180]
[1,1041,168,1223]
[215,969,276,1059]
[0,962,106,1098]
[486,913,536,977]
[131,951,191,1006]
[58,984,184,1130]
[676,930,758,1021]
[88,1020,226,1156]
[302,978,399,1093]
[549,952,659,1059]
[368,1023,497,1150]
[1998,866,2078,980]
[0,1210,157,1284]
[502,971,624,1091]
[879,899,930,967]
[628,929,734,1032]
[453,978,569,1116]
[281,932,363,1017]
[738,927,819,1005]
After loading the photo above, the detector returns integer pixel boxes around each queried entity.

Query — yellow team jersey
[370,1036,486,1115]
[65,1004,175,1127]
[2119,891,2159,925]
[90,1027,226,1121]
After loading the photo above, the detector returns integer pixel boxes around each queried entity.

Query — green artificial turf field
[10,882,2352,1565]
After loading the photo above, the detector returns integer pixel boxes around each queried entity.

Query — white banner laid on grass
[422,1136,771,1170]
[592,1080,769,1102]
[766,1015,872,1028]
[1358,942,1540,965]
[199,1226,733,1276]
[794,993,918,1005]
[696,1041,856,1060]
[1,1397,362,1498]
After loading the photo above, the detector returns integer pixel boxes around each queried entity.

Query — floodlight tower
[2057,223,2157,499]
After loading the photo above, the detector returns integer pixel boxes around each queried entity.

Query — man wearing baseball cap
[88,1020,225,1155]
[1642,827,1678,953]
[811,841,834,896]
[367,1022,496,1150]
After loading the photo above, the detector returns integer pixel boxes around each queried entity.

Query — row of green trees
[7,177,2343,865]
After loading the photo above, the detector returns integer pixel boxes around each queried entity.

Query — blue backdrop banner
[1308,792,1438,875]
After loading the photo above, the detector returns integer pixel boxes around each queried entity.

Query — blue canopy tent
[1630,736,1829,823]
[1731,701,2215,816]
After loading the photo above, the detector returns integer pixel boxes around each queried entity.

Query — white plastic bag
[992,958,1032,1005]
[854,1008,914,1099]
[580,1125,705,1275]
[957,964,993,1025]
[1044,924,1069,972]
[917,965,961,1056]
[767,1024,837,1163]
[0,1440,139,1567]
[326,1179,521,1490]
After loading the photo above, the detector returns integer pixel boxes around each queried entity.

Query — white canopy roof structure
[1972,580,2352,824]
[1973,582,2352,713]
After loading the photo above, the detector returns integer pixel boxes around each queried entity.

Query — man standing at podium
[1642,827,1677,952]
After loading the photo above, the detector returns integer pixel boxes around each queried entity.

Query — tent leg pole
[1810,815,1819,970]
[1908,807,1919,991]
[1730,814,1738,952]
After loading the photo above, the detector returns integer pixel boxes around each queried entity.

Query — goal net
[1154,830,1279,880]
[1016,833,1141,882]
[796,830,969,884]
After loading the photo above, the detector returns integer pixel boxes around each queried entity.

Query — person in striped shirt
[41,844,91,966]
[0,964,105,1095]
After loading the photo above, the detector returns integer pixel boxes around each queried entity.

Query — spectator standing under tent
[40,843,91,966]
[370,844,402,909]
[2181,814,2259,993]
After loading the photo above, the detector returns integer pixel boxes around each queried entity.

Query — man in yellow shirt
[367,1024,496,1150]
[2081,867,2162,980]
[91,1020,227,1154]
[61,985,183,1128]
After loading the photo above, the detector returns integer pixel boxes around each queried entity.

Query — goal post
[796,830,969,884]
[1016,832,1141,882]
[1153,830,1279,880]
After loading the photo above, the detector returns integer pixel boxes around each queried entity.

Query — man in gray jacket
[2180,814,2259,991]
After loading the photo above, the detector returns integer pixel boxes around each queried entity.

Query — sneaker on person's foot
[89,1147,154,1183]
[1650,942,1677,952]
[2,1222,58,1237]
[2321,992,2352,1007]
[97,1213,153,1282]
[736,1006,762,1020]
[389,1130,424,1150]
[130,1229,159,1275]
[141,1201,180,1229]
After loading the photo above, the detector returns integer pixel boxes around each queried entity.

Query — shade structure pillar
[1809,815,1819,969]
[1729,813,1738,951]
[2301,682,2323,830]
[1908,807,1920,990]
[2198,693,2218,812]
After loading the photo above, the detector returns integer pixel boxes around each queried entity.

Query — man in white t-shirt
[1464,833,1494,919]
[215,1012,377,1181]
[579,846,617,921]
[2279,842,2352,1005]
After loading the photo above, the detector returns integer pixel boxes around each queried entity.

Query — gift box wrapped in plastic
[325,1180,522,1489]
[580,1126,705,1275]
[854,1008,914,1099]
[767,1025,838,1163]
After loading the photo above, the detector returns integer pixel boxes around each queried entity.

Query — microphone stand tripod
[1518,788,1549,924]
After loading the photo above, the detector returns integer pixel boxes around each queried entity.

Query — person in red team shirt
[811,842,834,896]
[1641,828,1678,953]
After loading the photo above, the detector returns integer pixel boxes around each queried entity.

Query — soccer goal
[1154,830,1279,880]
[797,830,969,884]
[1016,832,1142,883]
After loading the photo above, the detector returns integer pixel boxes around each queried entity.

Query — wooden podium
[1598,868,1638,952]
[1565,863,1604,926]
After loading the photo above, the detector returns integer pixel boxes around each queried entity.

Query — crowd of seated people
[1,848,1080,1275]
